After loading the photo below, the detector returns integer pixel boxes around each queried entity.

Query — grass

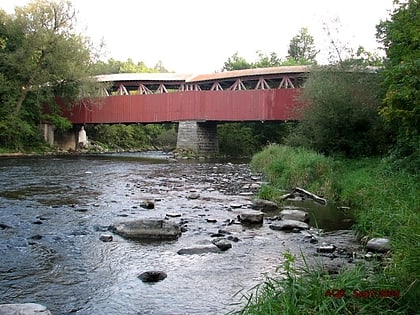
[251,145,334,201]
[236,145,419,315]
[231,251,407,315]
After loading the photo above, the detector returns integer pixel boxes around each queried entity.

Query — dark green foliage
[376,0,420,172]
[286,65,390,157]
[87,123,176,151]
[218,122,292,157]
[0,1,97,151]
[89,58,168,75]
[218,123,258,156]
[0,115,43,150]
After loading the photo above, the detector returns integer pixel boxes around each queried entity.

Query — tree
[11,0,93,115]
[376,0,419,168]
[286,65,389,157]
[253,50,282,68]
[89,58,169,75]
[0,0,96,150]
[287,27,318,64]
[222,52,252,71]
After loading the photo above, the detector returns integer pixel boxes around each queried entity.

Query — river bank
[235,145,419,315]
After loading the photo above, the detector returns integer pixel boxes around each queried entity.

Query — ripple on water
[0,154,356,314]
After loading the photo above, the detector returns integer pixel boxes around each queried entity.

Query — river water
[0,153,354,315]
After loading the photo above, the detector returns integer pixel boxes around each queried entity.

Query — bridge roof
[95,72,191,83]
[188,65,310,83]
[94,65,310,84]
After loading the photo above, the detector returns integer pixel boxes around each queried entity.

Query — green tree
[287,27,318,64]
[253,50,282,68]
[11,0,93,115]
[222,52,253,71]
[286,65,389,157]
[376,0,419,169]
[90,58,169,75]
[0,0,97,150]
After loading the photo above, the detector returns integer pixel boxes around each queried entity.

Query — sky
[2,0,395,74]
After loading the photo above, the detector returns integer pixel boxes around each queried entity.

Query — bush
[286,65,390,158]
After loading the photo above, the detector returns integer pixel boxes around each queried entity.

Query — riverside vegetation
[231,145,418,315]
[229,1,419,313]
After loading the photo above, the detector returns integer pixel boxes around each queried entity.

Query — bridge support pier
[40,123,77,151]
[176,121,218,154]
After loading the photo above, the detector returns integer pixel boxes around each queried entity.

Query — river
[0,152,355,315]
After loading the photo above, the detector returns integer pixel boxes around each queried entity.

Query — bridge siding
[66,88,303,124]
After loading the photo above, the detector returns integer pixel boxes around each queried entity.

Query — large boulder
[0,303,51,315]
[251,198,279,212]
[269,219,309,231]
[138,271,167,283]
[366,238,391,253]
[109,219,181,240]
[238,210,264,224]
[279,208,309,222]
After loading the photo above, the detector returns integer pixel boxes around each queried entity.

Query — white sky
[2,0,394,74]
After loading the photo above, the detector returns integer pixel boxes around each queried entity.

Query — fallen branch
[281,187,327,205]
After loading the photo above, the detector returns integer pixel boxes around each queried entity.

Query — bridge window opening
[278,76,295,89]
[156,83,168,93]
[116,84,129,95]
[137,84,153,95]
[255,77,271,90]
[210,82,223,91]
[229,79,246,91]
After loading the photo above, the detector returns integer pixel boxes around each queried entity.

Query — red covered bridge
[62,66,309,153]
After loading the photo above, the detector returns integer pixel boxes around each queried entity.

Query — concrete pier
[176,121,218,154]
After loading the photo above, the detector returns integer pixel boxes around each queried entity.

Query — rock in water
[138,271,167,283]
[251,198,279,212]
[0,303,52,315]
[279,209,309,222]
[238,210,264,224]
[212,239,232,251]
[366,238,391,253]
[269,219,309,231]
[109,219,181,240]
[140,200,155,209]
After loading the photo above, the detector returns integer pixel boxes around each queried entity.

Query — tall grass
[239,145,419,314]
[231,251,406,315]
[251,145,334,199]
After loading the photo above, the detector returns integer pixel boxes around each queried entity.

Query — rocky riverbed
[0,153,377,315]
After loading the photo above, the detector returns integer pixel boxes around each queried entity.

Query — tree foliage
[222,28,318,71]
[222,52,253,71]
[286,65,389,157]
[287,27,318,64]
[90,58,168,75]
[376,0,419,169]
[0,0,96,150]
[87,124,176,150]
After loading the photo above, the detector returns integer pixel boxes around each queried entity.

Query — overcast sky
[2,0,395,74]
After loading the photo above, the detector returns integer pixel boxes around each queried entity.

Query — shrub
[286,65,390,158]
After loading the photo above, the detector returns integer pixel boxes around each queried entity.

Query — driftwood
[281,187,327,205]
